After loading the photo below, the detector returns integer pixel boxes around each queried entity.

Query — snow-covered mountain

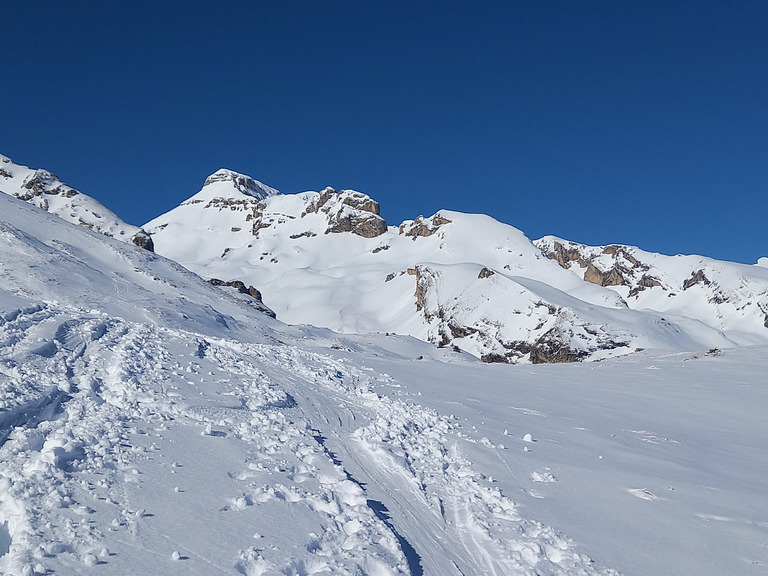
[535,236,768,344]
[0,183,618,576]
[2,161,768,576]
[0,154,154,250]
[145,169,768,363]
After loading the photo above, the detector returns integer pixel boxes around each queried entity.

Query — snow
[535,236,768,345]
[1,168,767,575]
[145,174,768,363]
[0,155,145,244]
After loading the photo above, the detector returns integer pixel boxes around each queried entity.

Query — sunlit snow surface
[1,193,767,575]
[144,173,768,363]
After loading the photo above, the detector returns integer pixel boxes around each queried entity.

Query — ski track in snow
[0,303,618,575]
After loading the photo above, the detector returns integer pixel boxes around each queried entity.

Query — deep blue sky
[3,1,767,263]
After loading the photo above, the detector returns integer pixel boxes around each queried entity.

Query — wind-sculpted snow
[0,303,617,575]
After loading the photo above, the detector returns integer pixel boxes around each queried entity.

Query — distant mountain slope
[145,169,761,363]
[535,236,768,344]
[0,154,153,250]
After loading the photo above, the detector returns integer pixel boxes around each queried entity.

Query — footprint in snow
[530,471,557,483]
[626,488,659,501]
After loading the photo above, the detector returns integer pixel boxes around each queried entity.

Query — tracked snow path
[0,302,618,575]
[227,342,619,576]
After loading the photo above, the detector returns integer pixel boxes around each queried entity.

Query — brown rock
[478,267,495,279]
[683,269,711,290]
[131,230,155,252]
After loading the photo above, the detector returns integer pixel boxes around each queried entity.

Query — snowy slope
[0,154,153,250]
[146,170,758,363]
[0,192,620,575]
[2,178,767,576]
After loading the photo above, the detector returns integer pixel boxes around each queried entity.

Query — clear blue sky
[3,1,767,263]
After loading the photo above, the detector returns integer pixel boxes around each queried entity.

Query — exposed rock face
[548,241,586,269]
[1,156,155,251]
[544,241,645,288]
[628,274,663,297]
[207,278,275,318]
[21,170,78,198]
[535,235,768,339]
[303,188,387,238]
[482,330,588,365]
[683,269,711,290]
[399,213,452,239]
[406,264,626,364]
[408,266,432,313]
[583,262,626,287]
[131,230,155,252]
[478,267,495,279]
[539,239,669,302]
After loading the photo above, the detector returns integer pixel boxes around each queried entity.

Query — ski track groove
[0,303,619,575]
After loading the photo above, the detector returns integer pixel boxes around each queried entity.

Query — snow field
[0,300,621,574]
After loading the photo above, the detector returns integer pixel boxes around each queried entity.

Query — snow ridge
[0,155,153,250]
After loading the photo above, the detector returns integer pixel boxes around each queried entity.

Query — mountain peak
[202,169,280,199]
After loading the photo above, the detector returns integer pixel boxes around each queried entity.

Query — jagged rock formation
[682,269,711,290]
[303,187,387,238]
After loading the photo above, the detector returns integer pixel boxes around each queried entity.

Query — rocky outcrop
[482,333,587,365]
[303,188,387,238]
[408,266,431,313]
[21,170,78,198]
[478,267,495,279]
[399,213,452,239]
[207,278,275,318]
[544,241,647,288]
[325,208,388,237]
[1,157,155,251]
[628,274,663,297]
[131,230,155,252]
[683,269,711,290]
[547,241,587,269]
[405,263,628,364]
[480,328,588,365]
[539,240,668,297]
[583,262,626,287]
